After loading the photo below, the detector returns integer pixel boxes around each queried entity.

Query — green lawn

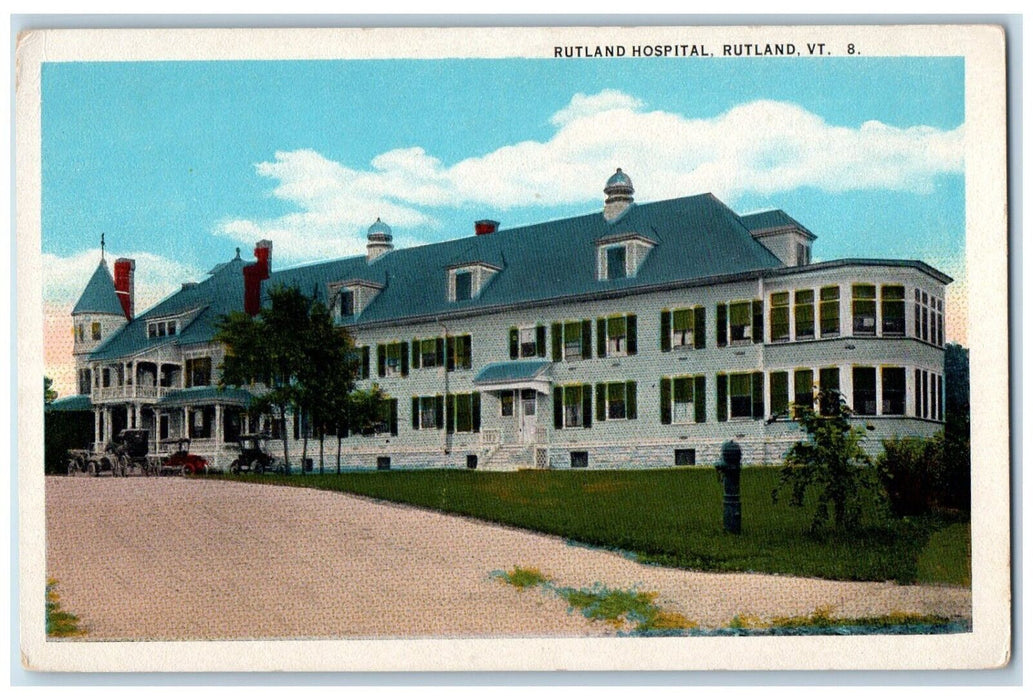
[212,467,970,585]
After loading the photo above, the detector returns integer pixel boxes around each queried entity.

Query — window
[454,271,472,301]
[447,393,480,433]
[770,371,789,418]
[357,346,371,380]
[729,302,752,343]
[413,396,441,430]
[500,392,514,417]
[447,335,473,371]
[794,369,814,417]
[671,309,693,348]
[377,342,409,378]
[819,286,840,337]
[510,326,545,359]
[672,377,693,423]
[674,449,696,466]
[660,376,706,425]
[881,285,905,336]
[729,373,753,418]
[102,368,111,388]
[852,284,877,335]
[188,407,214,439]
[147,320,179,338]
[411,338,443,369]
[554,384,592,429]
[914,291,943,345]
[570,451,589,469]
[819,367,840,415]
[606,246,627,280]
[661,307,705,352]
[185,357,212,388]
[597,314,637,358]
[78,368,92,395]
[770,292,790,342]
[75,324,83,342]
[594,381,637,422]
[853,367,877,416]
[91,322,101,340]
[882,367,906,415]
[794,290,815,339]
[339,290,354,317]
[375,398,399,436]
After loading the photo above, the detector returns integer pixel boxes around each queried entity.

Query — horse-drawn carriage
[67,429,192,477]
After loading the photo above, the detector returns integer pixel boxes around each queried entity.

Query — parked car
[160,437,209,476]
[229,433,282,474]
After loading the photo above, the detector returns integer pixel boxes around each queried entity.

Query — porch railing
[93,385,172,401]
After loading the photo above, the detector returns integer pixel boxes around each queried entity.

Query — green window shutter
[471,392,481,433]
[436,395,445,430]
[582,384,592,428]
[389,399,398,436]
[717,374,728,422]
[596,382,606,422]
[551,323,562,361]
[694,307,706,348]
[445,395,454,433]
[400,342,409,377]
[660,377,672,425]
[411,397,420,430]
[377,345,386,377]
[626,315,637,355]
[596,318,607,358]
[553,387,564,429]
[752,300,764,344]
[411,339,421,369]
[770,372,789,417]
[536,325,546,358]
[626,381,637,419]
[509,327,519,360]
[436,338,445,366]
[581,320,593,359]
[446,336,456,371]
[694,376,706,423]
[660,310,671,352]
[717,304,727,347]
[361,347,370,379]
[752,371,764,418]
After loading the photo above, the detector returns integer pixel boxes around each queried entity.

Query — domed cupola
[366,217,394,263]
[603,167,635,222]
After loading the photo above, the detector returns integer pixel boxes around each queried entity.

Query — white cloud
[216,91,964,265]
[43,248,205,313]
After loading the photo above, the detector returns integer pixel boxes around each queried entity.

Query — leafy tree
[44,376,58,404]
[216,285,359,473]
[942,343,971,511]
[772,388,880,532]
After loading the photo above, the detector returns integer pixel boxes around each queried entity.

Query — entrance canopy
[473,360,553,394]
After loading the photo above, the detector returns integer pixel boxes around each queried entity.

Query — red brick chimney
[475,220,499,235]
[113,258,135,320]
[243,240,272,316]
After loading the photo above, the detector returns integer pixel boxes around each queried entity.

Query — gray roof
[45,394,92,412]
[72,261,124,316]
[270,194,784,326]
[88,257,246,361]
[740,209,814,237]
[158,386,255,407]
[474,360,552,385]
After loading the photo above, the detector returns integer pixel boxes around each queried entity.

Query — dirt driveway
[44,476,971,640]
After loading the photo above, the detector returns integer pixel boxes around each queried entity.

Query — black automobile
[229,433,281,474]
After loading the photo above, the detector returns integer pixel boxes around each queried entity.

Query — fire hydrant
[715,440,742,534]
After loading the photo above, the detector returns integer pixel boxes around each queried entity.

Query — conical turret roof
[72,261,124,316]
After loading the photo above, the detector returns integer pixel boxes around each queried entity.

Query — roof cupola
[366,217,394,263]
[603,167,635,222]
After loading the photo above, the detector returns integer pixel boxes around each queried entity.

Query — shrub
[876,436,937,517]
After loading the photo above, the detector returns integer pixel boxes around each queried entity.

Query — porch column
[154,409,162,451]
[183,407,190,439]
[214,404,223,463]
[94,409,101,449]
[103,407,112,443]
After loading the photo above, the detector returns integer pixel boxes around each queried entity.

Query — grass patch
[492,567,697,633]
[211,468,970,584]
[917,521,971,586]
[46,579,85,638]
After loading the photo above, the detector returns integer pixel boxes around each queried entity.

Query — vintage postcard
[16,24,1009,672]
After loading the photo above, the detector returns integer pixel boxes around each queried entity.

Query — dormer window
[595,232,656,281]
[147,319,179,339]
[448,262,500,302]
[329,279,384,321]
[606,246,627,280]
[455,271,473,301]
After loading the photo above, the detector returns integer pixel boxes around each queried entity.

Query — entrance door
[520,389,537,443]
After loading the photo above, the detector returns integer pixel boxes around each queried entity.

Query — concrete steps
[481,444,536,471]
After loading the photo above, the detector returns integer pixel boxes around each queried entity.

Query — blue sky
[41,56,965,392]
